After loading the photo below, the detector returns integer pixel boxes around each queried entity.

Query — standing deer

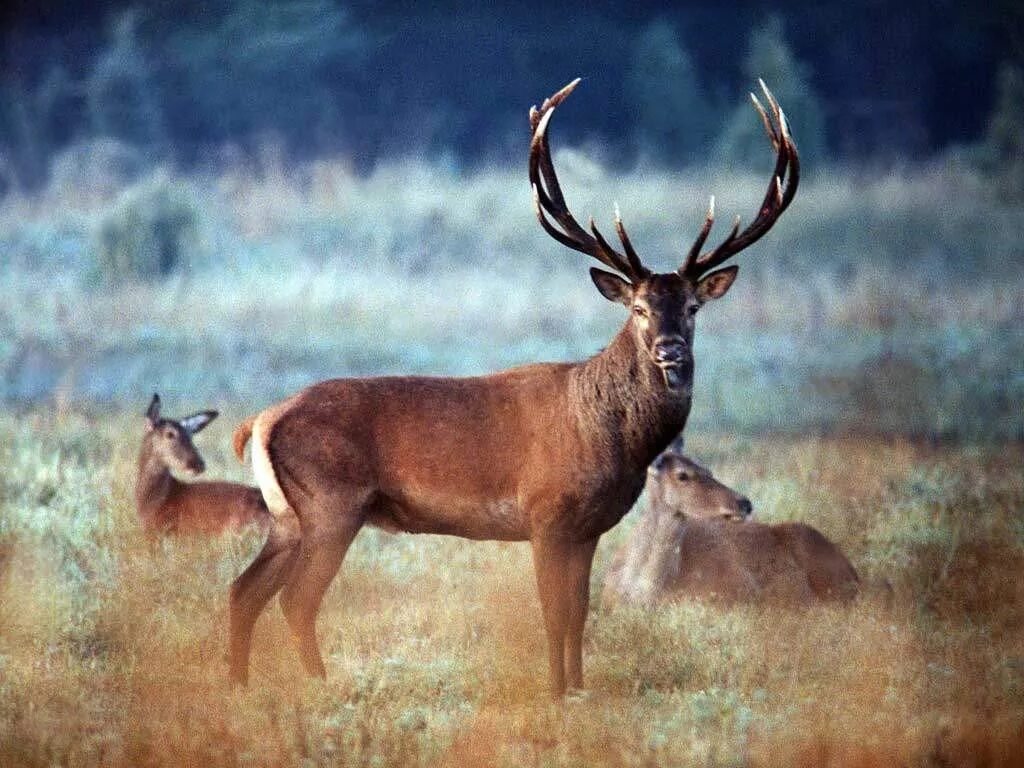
[229,79,799,695]
[602,445,859,608]
[136,394,269,535]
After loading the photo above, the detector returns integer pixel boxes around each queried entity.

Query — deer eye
[686,304,699,317]
[164,428,176,439]
[632,305,647,317]
[675,470,690,481]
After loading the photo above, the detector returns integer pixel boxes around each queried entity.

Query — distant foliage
[0,66,85,191]
[625,21,712,165]
[162,0,367,153]
[93,171,200,282]
[716,17,828,168]
[49,139,145,202]
[86,12,165,149]
[982,63,1024,201]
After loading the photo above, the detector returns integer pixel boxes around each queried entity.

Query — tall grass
[0,412,1021,765]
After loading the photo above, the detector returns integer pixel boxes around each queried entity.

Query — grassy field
[0,411,1022,766]
[1,154,1023,765]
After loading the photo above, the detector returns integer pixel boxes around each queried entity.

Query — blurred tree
[36,65,84,150]
[624,20,712,165]
[86,11,166,149]
[982,63,1024,201]
[716,16,827,168]
[160,0,368,158]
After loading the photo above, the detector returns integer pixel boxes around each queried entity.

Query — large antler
[680,79,800,280]
[529,79,650,282]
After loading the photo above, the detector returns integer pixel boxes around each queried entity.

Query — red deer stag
[602,443,859,607]
[229,79,799,695]
[136,394,269,535]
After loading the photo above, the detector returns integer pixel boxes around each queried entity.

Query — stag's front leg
[530,534,598,698]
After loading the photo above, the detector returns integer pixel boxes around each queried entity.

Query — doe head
[143,393,218,477]
[649,451,753,523]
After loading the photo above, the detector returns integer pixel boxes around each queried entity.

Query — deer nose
[737,497,753,518]
[653,338,687,364]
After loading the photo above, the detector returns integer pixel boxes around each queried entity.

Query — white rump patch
[251,413,290,519]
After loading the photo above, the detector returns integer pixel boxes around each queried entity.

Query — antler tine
[529,79,646,280]
[679,195,715,276]
[681,80,800,279]
[614,203,650,279]
[751,93,778,150]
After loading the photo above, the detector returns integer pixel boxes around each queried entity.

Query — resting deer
[602,442,859,607]
[136,394,269,535]
[229,79,799,695]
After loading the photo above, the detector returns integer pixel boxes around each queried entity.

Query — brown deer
[136,394,270,535]
[229,79,799,695]
[602,443,859,607]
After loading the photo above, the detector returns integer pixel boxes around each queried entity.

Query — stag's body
[602,452,858,607]
[136,394,269,536]
[258,337,684,540]
[233,327,689,691]
[229,78,798,695]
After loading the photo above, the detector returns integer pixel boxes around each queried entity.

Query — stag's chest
[554,470,649,541]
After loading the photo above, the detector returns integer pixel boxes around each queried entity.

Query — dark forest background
[2,0,1023,191]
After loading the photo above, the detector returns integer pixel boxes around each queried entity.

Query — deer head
[142,393,218,477]
[649,451,753,522]
[529,79,799,394]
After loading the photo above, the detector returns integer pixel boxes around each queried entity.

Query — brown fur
[136,396,269,536]
[603,452,859,607]
[226,80,798,696]
[233,416,256,462]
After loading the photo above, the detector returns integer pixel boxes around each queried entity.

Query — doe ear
[695,265,738,303]
[145,393,161,428]
[179,410,218,435]
[589,267,632,306]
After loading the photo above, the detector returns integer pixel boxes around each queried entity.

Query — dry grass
[1,411,1021,766]
[1,153,1022,764]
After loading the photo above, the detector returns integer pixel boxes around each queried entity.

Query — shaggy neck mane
[570,321,691,474]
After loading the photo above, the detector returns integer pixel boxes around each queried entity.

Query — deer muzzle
[652,338,691,392]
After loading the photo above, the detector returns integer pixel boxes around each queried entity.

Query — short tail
[233,415,257,463]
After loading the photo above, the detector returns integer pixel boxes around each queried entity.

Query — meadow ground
[1,155,1023,765]
[0,410,1022,767]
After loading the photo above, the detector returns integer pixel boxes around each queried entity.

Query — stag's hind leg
[228,512,301,685]
[278,494,367,679]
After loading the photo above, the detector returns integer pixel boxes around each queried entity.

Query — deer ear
[695,266,738,303]
[590,268,632,306]
[145,393,161,426]
[180,410,218,435]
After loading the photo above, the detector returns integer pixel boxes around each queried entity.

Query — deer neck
[619,493,687,605]
[572,323,691,473]
[135,443,179,514]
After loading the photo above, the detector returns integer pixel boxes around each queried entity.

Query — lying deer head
[530,79,798,393]
[649,451,753,522]
[143,393,218,477]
